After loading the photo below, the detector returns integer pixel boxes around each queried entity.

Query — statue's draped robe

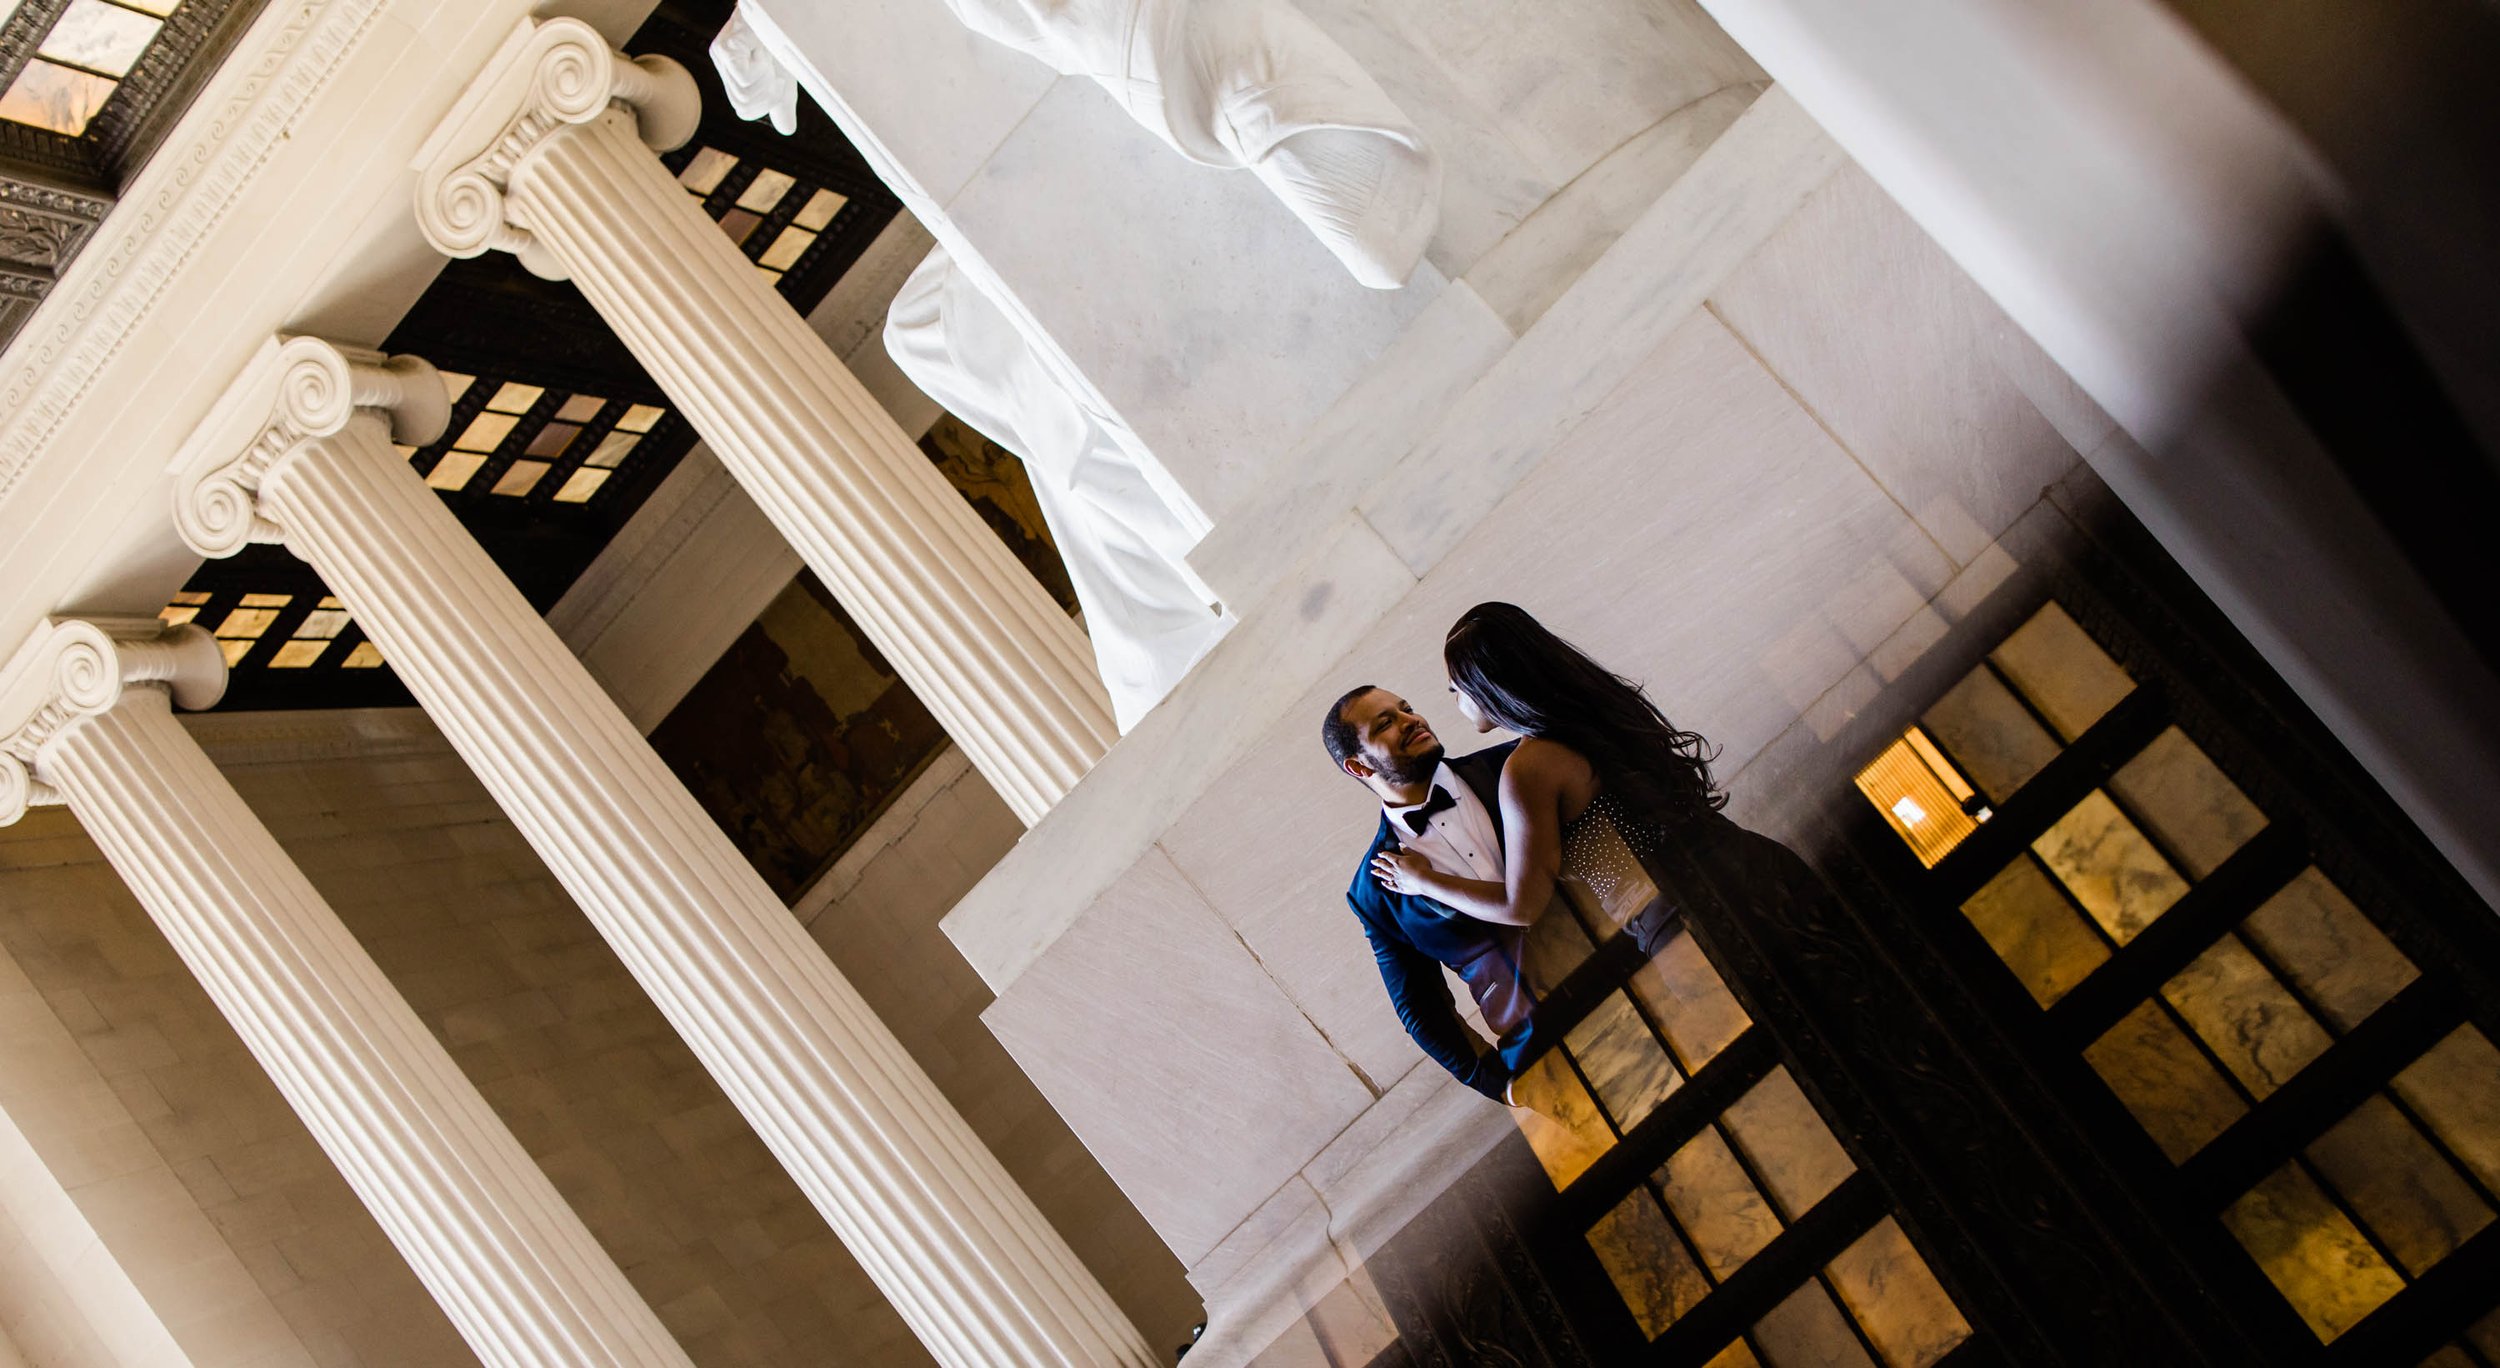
[940,0,1440,288]
[887,247,1232,731]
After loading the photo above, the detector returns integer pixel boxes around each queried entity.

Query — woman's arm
[1371,742,1571,926]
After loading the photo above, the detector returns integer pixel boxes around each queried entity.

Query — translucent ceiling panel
[0,59,118,135]
[39,0,162,77]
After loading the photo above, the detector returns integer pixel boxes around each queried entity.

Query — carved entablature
[0,176,111,350]
[412,17,702,281]
[0,617,225,824]
[170,335,449,559]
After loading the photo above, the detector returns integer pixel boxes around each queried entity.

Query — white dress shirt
[1383,761,1504,885]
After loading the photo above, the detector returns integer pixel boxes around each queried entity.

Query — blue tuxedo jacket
[1343,740,1530,1100]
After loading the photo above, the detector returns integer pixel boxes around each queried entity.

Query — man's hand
[1370,844,1435,896]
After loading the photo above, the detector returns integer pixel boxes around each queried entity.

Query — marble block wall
[751,0,1764,554]
[967,145,2107,1361]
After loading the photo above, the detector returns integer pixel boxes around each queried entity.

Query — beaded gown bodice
[1557,790,1667,938]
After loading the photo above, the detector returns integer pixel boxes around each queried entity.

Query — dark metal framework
[1803,503,2500,1368]
[1362,493,2500,1366]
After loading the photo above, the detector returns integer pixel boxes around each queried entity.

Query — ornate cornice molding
[169,334,448,558]
[0,617,225,823]
[0,0,392,504]
[412,17,701,281]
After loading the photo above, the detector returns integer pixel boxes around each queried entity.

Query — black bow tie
[1403,786,1457,835]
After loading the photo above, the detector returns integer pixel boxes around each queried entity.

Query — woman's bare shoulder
[1500,736,1592,789]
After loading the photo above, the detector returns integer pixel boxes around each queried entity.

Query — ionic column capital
[0,618,225,824]
[414,17,702,276]
[171,335,449,559]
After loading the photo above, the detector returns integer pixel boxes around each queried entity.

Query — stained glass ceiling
[0,0,177,136]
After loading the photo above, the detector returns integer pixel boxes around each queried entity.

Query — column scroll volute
[412,17,702,277]
[0,618,226,825]
[170,335,448,559]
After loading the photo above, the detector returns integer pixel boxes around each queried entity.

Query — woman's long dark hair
[1444,602,1723,823]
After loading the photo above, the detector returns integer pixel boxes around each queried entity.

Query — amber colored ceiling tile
[0,59,116,135]
[1657,1125,1781,1281]
[2032,791,2187,945]
[1722,1069,1855,1220]
[1630,931,1751,1074]
[1990,602,2134,742]
[1586,1188,1710,1341]
[1565,992,1681,1135]
[2085,1000,2247,1162]
[1961,855,2110,1008]
[2224,1163,2406,1342]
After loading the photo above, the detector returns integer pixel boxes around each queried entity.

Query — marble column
[171,336,1155,1368]
[412,16,1114,825]
[0,618,690,1368]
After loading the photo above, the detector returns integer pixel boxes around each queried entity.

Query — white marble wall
[947,86,1843,993]
[972,143,2103,1360]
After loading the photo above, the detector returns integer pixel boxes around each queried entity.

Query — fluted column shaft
[420,21,1114,823]
[248,406,1151,1366]
[525,110,1112,821]
[24,644,687,1368]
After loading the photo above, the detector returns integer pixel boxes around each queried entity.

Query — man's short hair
[1321,684,1377,773]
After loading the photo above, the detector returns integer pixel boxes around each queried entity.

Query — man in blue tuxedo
[1325,684,1536,1103]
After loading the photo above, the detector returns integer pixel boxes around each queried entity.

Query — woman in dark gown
[1370,601,1823,972]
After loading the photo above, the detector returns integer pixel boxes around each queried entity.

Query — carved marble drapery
[888,245,1231,730]
[925,0,1439,288]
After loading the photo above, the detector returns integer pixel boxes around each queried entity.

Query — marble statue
[935,0,1440,289]
[709,6,799,136]
[887,246,1232,731]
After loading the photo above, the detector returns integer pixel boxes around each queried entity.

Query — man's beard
[1376,741,1446,788]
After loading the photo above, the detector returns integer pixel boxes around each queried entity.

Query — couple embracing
[1326,603,1823,1107]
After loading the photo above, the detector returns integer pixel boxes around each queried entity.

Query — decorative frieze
[0,0,390,500]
